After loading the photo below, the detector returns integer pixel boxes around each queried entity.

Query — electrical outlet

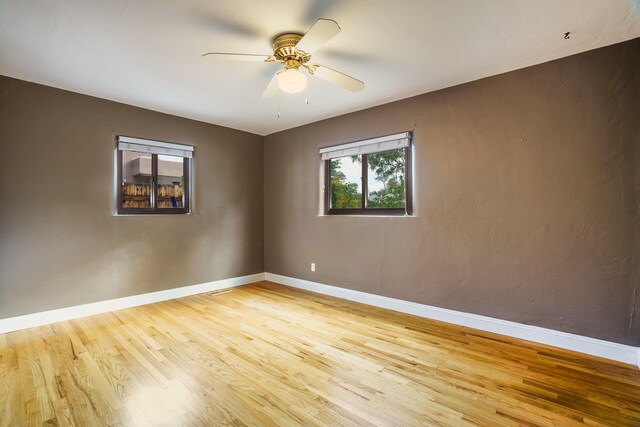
[311,263,316,272]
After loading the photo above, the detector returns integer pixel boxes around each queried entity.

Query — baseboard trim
[3,271,638,368]
[0,273,265,334]
[265,272,640,367]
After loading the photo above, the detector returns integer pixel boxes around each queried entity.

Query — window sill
[318,213,415,218]
[114,212,192,217]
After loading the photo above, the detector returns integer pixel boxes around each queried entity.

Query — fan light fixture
[277,68,307,93]
[202,19,365,103]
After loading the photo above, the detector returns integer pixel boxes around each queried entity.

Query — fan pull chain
[305,84,309,105]
[277,88,281,118]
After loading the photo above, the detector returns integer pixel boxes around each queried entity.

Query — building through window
[117,136,193,214]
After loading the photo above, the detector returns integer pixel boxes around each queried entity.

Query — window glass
[330,155,362,209]
[322,132,411,215]
[117,136,192,214]
[367,148,405,209]
[157,155,185,209]
[121,150,152,209]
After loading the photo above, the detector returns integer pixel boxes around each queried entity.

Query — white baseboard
[3,271,638,368]
[265,272,640,367]
[0,273,265,335]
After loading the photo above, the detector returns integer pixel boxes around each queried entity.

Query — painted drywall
[264,38,640,346]
[0,76,264,318]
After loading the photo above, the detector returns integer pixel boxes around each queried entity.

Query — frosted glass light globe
[277,68,307,93]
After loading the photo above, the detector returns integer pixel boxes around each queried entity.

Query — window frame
[324,143,413,216]
[116,138,192,215]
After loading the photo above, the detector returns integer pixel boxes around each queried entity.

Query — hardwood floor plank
[1,281,639,426]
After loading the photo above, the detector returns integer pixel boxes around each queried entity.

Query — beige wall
[264,39,640,346]
[0,76,264,318]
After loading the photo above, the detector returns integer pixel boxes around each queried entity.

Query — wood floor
[1,281,639,426]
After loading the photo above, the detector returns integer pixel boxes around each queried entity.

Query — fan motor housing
[272,33,311,63]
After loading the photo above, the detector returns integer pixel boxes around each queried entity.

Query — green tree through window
[329,147,407,211]
[323,132,411,215]
[366,149,405,208]
[330,158,361,208]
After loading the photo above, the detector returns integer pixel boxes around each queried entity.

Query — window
[321,132,412,215]
[116,136,192,214]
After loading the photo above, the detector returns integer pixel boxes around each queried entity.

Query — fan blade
[310,65,364,92]
[202,52,275,62]
[262,72,280,99]
[295,19,341,54]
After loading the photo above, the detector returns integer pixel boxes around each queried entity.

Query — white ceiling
[1,0,639,136]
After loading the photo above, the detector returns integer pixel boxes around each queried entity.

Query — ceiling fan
[202,19,365,98]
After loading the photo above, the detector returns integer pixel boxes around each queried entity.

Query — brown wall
[264,39,640,346]
[0,76,264,318]
[1,39,638,346]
